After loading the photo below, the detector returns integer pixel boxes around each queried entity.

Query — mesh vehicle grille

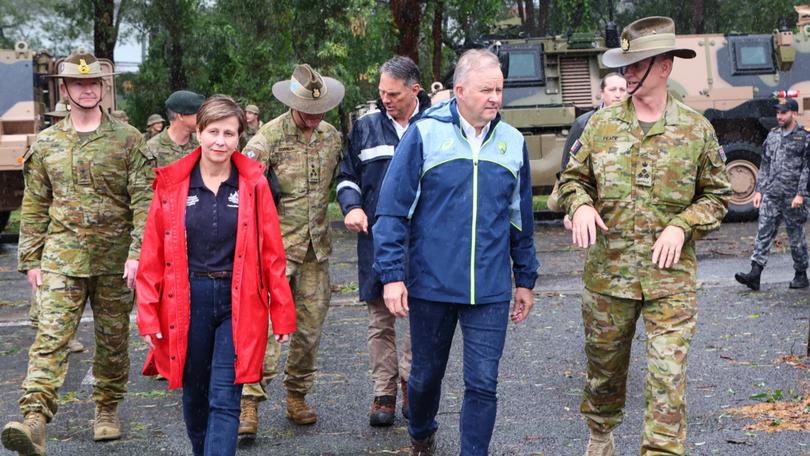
[560,57,593,108]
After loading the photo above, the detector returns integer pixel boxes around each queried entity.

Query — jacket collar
[435,98,502,144]
[615,93,689,133]
[154,148,266,188]
[58,109,116,137]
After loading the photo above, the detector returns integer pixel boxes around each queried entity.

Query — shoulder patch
[717,145,726,162]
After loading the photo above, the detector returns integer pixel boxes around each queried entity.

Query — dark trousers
[407,298,509,456]
[183,276,242,456]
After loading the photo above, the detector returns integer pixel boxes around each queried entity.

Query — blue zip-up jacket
[373,99,538,305]
[336,92,431,301]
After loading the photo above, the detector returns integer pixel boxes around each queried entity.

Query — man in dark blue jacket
[336,56,431,427]
[373,49,539,455]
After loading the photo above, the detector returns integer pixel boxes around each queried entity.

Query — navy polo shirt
[185,160,239,273]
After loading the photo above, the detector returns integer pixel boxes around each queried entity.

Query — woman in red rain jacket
[136,94,295,456]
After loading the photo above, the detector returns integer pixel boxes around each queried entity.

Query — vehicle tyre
[722,142,761,223]
[0,211,9,233]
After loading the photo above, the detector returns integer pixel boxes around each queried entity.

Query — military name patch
[718,145,726,162]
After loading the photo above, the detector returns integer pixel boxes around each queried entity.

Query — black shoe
[411,432,437,456]
[735,262,763,291]
[369,396,396,427]
[789,270,808,289]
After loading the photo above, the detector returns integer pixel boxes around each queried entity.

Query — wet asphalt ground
[0,221,807,456]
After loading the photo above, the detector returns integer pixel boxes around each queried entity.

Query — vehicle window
[504,46,544,86]
[729,36,775,75]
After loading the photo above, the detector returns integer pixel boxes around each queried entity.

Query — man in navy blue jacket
[373,49,539,455]
[336,56,431,427]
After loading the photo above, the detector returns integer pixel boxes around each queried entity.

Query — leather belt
[189,271,233,279]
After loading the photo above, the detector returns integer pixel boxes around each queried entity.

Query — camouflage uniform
[239,121,262,151]
[558,96,731,455]
[241,111,341,398]
[750,124,810,270]
[145,128,199,168]
[17,112,154,421]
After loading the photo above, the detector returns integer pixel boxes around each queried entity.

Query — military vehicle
[432,7,810,221]
[0,42,116,233]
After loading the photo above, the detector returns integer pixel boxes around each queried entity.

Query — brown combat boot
[401,379,410,420]
[93,403,121,441]
[369,395,396,427]
[238,397,259,436]
[411,432,437,456]
[1,411,47,456]
[584,428,615,456]
[286,391,317,425]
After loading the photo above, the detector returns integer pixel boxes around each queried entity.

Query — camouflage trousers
[751,195,808,271]
[581,288,697,456]
[21,272,133,421]
[242,246,330,399]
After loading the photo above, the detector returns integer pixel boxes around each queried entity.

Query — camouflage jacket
[143,130,157,142]
[558,96,731,300]
[756,124,810,198]
[18,111,155,276]
[243,111,341,263]
[239,121,263,151]
[146,129,199,168]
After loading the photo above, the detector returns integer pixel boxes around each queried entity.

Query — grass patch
[6,209,20,233]
[328,202,343,223]
[532,195,549,212]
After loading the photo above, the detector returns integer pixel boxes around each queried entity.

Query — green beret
[165,90,205,115]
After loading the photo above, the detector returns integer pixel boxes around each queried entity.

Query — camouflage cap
[601,16,696,68]
[51,51,117,79]
[272,64,345,114]
[45,101,70,118]
[245,104,260,114]
[165,90,205,115]
[146,113,165,126]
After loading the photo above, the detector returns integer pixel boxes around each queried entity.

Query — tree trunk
[693,0,705,34]
[516,0,525,25]
[537,0,549,36]
[525,0,536,36]
[432,0,443,83]
[93,0,116,60]
[391,0,421,63]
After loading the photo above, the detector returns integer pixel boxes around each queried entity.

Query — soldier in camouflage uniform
[29,100,86,355]
[142,113,165,142]
[735,98,810,290]
[146,90,204,168]
[1,52,154,456]
[239,104,263,150]
[558,17,731,456]
[238,64,344,434]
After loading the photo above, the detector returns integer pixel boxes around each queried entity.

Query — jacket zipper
[466,125,499,305]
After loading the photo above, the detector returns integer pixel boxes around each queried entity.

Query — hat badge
[621,38,630,52]
[312,87,320,99]
[78,59,90,74]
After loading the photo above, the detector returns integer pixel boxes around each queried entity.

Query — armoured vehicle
[0,42,116,232]
[433,8,810,221]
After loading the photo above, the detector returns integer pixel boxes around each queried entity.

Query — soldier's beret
[165,90,205,115]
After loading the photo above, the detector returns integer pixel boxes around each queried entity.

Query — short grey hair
[166,109,178,122]
[453,49,501,86]
[379,56,421,87]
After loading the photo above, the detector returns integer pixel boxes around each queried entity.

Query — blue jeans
[183,276,243,456]
[407,298,509,456]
